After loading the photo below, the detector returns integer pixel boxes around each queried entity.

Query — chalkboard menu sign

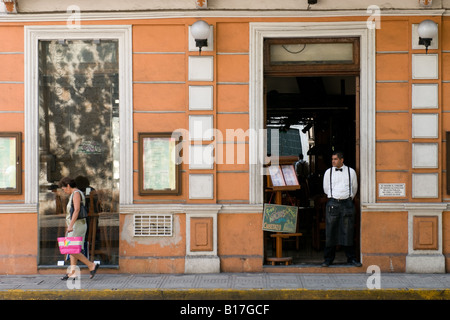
[262,204,298,233]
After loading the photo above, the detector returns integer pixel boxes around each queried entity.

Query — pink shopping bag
[57,237,83,255]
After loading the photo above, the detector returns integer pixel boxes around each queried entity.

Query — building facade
[0,0,449,274]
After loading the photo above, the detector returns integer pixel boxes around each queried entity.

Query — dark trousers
[324,245,356,264]
[324,198,357,263]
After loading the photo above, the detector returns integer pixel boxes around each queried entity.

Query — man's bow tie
[335,168,343,172]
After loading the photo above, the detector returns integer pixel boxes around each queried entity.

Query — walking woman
[59,177,99,280]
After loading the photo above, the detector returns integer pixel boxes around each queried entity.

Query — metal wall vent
[134,214,173,236]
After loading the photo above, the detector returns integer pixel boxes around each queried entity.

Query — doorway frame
[249,21,376,206]
[24,25,133,207]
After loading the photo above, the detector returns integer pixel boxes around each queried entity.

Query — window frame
[138,132,182,195]
[0,132,22,195]
[264,37,360,76]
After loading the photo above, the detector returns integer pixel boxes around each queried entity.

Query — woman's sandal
[89,263,100,279]
[61,273,76,281]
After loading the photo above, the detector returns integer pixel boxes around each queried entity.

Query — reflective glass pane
[270,43,353,65]
[38,40,119,266]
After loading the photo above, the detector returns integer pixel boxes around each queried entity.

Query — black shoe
[321,261,331,267]
[89,263,100,279]
[348,259,362,267]
[61,273,77,281]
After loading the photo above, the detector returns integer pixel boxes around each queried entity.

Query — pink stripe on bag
[57,236,83,254]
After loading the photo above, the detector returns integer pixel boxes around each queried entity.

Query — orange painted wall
[360,211,408,272]
[119,214,186,273]
[364,15,450,271]
[0,14,449,273]
[444,212,450,272]
[374,16,443,203]
[218,213,263,272]
[0,25,24,204]
[0,213,37,274]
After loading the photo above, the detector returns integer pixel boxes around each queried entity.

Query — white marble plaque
[189,174,214,199]
[412,54,438,79]
[189,86,214,110]
[189,115,214,141]
[189,144,214,169]
[412,113,438,138]
[412,173,438,198]
[379,183,406,197]
[412,143,438,168]
[188,56,214,81]
[412,84,438,109]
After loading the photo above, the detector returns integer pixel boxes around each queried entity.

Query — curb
[1,288,450,300]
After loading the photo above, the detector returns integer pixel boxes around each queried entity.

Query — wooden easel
[265,159,303,265]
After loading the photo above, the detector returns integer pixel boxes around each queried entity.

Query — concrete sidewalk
[0,271,449,300]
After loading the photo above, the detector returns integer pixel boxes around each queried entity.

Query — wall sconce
[307,0,317,9]
[190,20,210,55]
[418,19,438,54]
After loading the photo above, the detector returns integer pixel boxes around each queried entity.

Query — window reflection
[38,40,119,266]
[270,43,354,65]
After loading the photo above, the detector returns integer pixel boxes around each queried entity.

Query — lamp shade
[190,20,210,40]
[417,20,438,39]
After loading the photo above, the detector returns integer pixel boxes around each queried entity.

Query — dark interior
[264,75,359,266]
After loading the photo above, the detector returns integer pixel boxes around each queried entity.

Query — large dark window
[38,40,120,266]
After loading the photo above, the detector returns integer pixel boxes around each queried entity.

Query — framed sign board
[281,165,299,186]
[0,132,22,194]
[138,132,182,195]
[262,204,298,233]
[268,165,286,187]
[267,165,300,191]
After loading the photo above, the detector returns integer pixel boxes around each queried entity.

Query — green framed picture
[0,132,22,194]
[138,132,182,195]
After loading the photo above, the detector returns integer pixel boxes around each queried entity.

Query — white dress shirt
[323,164,358,200]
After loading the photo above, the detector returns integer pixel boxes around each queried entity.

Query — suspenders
[329,166,351,199]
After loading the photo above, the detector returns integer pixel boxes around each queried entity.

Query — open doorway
[262,36,361,266]
[264,75,359,265]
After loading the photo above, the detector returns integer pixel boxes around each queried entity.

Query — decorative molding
[362,202,449,212]
[0,9,447,23]
[0,0,17,14]
[185,204,220,273]
[0,204,37,214]
[406,204,445,273]
[119,203,263,214]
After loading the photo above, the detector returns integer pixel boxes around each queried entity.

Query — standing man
[321,151,362,267]
[295,153,310,207]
